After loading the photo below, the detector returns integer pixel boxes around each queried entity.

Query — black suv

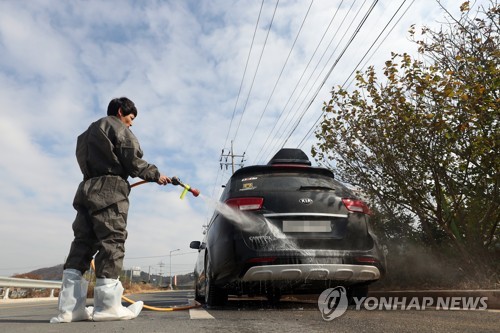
[190,148,385,306]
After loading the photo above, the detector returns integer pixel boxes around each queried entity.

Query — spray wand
[170,176,200,199]
[130,177,200,199]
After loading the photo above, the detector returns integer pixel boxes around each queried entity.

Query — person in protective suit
[51,97,171,323]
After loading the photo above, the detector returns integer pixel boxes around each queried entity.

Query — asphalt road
[0,290,499,333]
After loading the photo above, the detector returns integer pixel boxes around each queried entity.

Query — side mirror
[189,241,201,250]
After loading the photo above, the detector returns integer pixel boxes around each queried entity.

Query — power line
[260,0,368,163]
[232,0,280,146]
[341,0,412,89]
[217,0,418,173]
[259,0,372,163]
[222,0,265,152]
[251,0,346,164]
[212,0,265,203]
[297,0,415,148]
[212,0,278,203]
[243,0,314,156]
[280,0,379,149]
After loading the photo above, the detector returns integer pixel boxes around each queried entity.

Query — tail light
[225,197,264,211]
[342,198,372,215]
[245,257,277,264]
[353,256,379,264]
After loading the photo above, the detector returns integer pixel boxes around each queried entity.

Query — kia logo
[299,198,313,205]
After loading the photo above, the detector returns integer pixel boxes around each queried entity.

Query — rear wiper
[299,186,335,191]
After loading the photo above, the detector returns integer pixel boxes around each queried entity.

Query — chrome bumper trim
[241,264,380,282]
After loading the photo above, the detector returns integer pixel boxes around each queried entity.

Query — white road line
[189,308,215,319]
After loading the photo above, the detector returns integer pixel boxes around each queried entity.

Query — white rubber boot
[92,278,143,322]
[50,269,93,323]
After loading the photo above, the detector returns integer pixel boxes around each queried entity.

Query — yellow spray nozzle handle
[180,184,191,199]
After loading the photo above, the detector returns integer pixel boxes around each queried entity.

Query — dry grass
[122,282,161,294]
[371,245,500,291]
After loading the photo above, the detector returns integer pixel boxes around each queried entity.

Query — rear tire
[347,285,368,304]
[194,280,204,303]
[266,288,281,305]
[204,259,228,307]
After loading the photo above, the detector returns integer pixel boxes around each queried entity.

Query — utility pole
[169,249,180,290]
[158,261,165,287]
[220,140,245,174]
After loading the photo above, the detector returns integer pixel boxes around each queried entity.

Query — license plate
[282,220,331,232]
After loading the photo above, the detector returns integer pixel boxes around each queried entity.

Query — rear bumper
[241,264,380,282]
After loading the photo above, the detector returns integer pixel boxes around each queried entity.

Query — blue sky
[0,0,487,278]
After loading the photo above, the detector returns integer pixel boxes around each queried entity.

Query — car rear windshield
[230,168,337,193]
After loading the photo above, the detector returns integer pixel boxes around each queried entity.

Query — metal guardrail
[0,276,61,299]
